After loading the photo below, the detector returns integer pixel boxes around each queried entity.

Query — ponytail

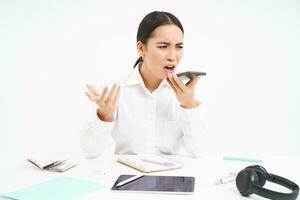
[133,57,143,68]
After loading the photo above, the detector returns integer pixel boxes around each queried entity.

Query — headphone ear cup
[245,165,268,187]
[236,168,259,196]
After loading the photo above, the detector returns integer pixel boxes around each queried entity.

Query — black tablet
[111,175,195,194]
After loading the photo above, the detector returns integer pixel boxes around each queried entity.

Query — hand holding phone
[177,71,206,81]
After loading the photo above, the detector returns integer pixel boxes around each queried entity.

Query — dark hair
[133,11,184,68]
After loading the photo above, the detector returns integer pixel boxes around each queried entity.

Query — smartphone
[177,71,206,80]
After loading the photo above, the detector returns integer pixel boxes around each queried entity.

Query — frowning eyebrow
[157,42,184,45]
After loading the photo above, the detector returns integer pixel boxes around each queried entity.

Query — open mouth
[164,66,175,70]
[163,65,176,75]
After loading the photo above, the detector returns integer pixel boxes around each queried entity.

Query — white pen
[116,175,145,187]
[214,172,237,185]
[140,158,175,167]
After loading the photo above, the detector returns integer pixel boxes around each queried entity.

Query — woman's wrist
[96,109,114,122]
[180,100,200,109]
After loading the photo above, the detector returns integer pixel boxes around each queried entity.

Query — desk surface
[0,153,299,200]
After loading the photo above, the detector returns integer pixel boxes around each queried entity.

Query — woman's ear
[136,41,145,58]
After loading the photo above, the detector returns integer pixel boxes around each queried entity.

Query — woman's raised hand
[85,83,120,122]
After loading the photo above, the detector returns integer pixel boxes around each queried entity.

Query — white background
[1,0,299,157]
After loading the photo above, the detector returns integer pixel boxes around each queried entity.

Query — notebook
[117,154,183,173]
[27,156,76,172]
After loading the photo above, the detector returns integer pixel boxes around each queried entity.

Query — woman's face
[138,24,184,80]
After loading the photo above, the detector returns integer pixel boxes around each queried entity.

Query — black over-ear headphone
[236,165,299,200]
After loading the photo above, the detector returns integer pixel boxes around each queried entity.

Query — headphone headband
[236,165,299,200]
[269,173,299,191]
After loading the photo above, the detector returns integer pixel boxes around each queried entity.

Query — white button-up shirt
[80,66,207,158]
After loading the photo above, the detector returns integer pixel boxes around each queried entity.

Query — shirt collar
[125,65,170,88]
[125,65,144,86]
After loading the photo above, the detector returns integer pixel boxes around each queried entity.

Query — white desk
[0,153,299,200]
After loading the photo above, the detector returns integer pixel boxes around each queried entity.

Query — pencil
[223,156,263,163]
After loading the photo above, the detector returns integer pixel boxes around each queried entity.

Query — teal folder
[1,176,105,200]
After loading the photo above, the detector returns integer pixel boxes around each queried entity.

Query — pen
[223,156,263,163]
[43,160,63,169]
[214,172,237,185]
[140,158,175,167]
[116,175,144,187]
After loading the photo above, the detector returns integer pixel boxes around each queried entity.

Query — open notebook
[117,154,183,173]
[27,156,76,172]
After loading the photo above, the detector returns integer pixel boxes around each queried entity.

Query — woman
[81,11,206,158]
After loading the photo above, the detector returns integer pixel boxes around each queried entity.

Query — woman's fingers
[86,83,120,108]
[166,74,200,109]
[85,91,96,101]
[106,83,118,103]
[112,85,121,106]
[167,78,178,93]
[100,86,109,102]
[168,74,184,93]
[186,75,200,88]
[86,84,100,96]
[172,74,186,91]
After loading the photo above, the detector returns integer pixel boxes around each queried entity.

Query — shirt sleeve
[179,101,207,158]
[80,108,115,158]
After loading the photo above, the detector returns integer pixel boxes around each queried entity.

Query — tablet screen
[111,175,195,194]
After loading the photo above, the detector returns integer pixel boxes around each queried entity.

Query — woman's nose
[167,49,176,62]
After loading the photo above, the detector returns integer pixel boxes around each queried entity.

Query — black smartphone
[177,71,206,80]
